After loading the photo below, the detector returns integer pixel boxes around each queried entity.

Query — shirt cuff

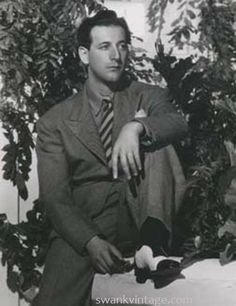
[132,118,153,147]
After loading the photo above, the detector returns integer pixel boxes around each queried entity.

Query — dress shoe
[134,246,182,284]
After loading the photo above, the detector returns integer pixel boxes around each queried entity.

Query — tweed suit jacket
[36,79,188,255]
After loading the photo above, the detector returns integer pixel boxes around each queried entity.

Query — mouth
[108,65,122,70]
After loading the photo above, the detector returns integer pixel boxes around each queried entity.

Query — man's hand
[112,121,144,180]
[86,236,124,274]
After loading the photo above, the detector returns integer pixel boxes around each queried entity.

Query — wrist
[128,121,144,136]
[86,235,101,251]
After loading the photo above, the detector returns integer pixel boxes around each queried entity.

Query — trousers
[33,145,185,306]
[33,183,139,306]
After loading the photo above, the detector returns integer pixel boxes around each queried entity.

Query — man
[34,10,188,306]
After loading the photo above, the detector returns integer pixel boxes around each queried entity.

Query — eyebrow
[97,40,127,46]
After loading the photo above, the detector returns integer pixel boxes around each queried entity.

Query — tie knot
[103,98,112,104]
[102,99,113,111]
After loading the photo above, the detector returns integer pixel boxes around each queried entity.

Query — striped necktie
[99,99,114,167]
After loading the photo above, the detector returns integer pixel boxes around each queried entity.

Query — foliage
[0,200,50,301]
[150,0,236,263]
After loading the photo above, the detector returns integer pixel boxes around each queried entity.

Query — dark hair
[77,10,131,49]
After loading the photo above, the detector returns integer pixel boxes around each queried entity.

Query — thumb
[110,245,122,260]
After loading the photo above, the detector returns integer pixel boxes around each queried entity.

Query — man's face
[80,25,129,84]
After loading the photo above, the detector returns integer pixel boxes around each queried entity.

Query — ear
[78,46,89,65]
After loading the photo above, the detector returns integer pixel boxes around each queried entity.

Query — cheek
[90,58,104,73]
[90,53,107,68]
[121,52,128,63]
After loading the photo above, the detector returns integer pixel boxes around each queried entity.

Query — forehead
[90,25,126,45]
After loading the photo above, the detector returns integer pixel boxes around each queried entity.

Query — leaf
[171,15,182,28]
[219,243,234,265]
[187,9,196,19]
[23,54,33,63]
[15,172,28,200]
[194,235,202,248]
[218,220,236,238]
[21,285,39,303]
[7,270,19,293]
[1,144,11,151]
[0,214,7,225]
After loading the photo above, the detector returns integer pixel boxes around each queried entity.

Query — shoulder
[37,93,81,130]
[127,80,170,101]
[127,80,168,95]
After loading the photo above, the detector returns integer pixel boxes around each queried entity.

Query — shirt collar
[85,80,114,117]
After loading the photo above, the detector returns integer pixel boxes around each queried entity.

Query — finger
[127,151,138,176]
[109,247,125,273]
[98,257,112,274]
[96,261,108,274]
[133,147,142,171]
[110,245,122,260]
[120,152,131,180]
[102,252,116,273]
[112,147,119,179]
[101,245,120,274]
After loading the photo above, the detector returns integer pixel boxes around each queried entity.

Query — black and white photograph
[0,0,236,305]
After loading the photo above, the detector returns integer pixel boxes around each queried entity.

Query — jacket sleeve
[134,87,188,149]
[36,116,102,255]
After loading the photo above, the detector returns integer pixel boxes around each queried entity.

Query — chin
[106,73,123,83]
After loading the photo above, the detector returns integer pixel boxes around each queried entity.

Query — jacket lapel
[64,88,108,166]
[64,82,137,166]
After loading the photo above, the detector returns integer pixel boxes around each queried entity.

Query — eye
[99,43,109,50]
[119,43,128,51]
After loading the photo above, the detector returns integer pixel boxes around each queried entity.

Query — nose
[110,46,121,60]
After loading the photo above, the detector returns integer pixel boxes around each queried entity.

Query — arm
[112,86,188,179]
[36,116,102,255]
[134,87,188,149]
